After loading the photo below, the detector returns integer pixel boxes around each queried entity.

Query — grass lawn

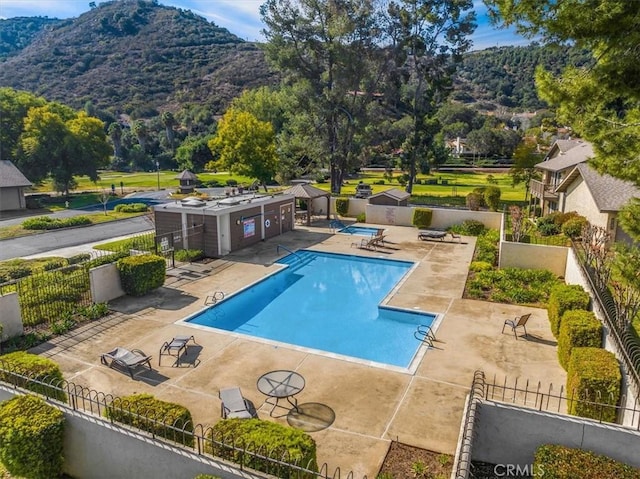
[0,211,147,240]
[92,232,155,252]
[31,171,256,193]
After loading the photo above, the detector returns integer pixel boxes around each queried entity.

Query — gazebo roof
[175,169,199,180]
[282,183,329,199]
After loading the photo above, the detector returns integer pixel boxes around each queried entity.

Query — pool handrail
[414,324,436,347]
[276,244,303,261]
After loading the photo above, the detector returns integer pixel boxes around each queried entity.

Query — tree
[175,135,214,173]
[18,105,110,195]
[160,111,177,152]
[509,139,542,200]
[0,88,46,162]
[131,119,149,153]
[261,0,384,194]
[107,122,123,161]
[208,109,278,191]
[486,0,640,186]
[385,0,476,193]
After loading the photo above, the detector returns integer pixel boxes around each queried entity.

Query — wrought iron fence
[572,241,640,392]
[0,360,366,479]
[454,370,640,478]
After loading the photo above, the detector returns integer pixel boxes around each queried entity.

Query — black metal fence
[572,241,640,392]
[0,361,365,479]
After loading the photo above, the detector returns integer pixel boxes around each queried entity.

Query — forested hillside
[1,1,590,118]
[0,0,277,118]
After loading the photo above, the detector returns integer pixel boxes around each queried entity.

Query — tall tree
[131,119,149,153]
[261,0,384,193]
[509,139,542,201]
[385,0,476,193]
[107,122,123,160]
[0,88,46,162]
[208,109,278,191]
[175,135,214,173]
[161,111,177,152]
[486,0,640,187]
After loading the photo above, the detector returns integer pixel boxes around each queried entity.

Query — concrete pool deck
[31,222,567,477]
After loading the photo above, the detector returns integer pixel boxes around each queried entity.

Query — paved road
[0,216,154,261]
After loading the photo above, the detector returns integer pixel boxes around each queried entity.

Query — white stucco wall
[563,176,610,230]
[89,264,125,304]
[0,292,23,340]
[499,243,568,277]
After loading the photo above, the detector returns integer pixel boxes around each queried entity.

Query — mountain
[0,0,277,117]
[0,1,591,118]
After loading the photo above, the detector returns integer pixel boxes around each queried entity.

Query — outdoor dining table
[257,369,305,417]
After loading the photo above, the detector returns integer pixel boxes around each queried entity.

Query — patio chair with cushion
[100,347,153,378]
[159,335,196,367]
[219,387,257,419]
[418,230,447,241]
[501,313,531,339]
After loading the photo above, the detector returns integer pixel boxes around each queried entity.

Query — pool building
[153,193,296,258]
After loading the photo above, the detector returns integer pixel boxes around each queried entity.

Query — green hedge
[117,254,166,296]
[547,284,591,338]
[335,198,349,216]
[567,347,621,422]
[210,418,318,477]
[105,393,194,447]
[557,310,602,370]
[22,215,92,230]
[86,251,129,269]
[483,185,501,211]
[412,208,433,229]
[174,249,205,262]
[534,444,640,479]
[114,203,149,213]
[0,395,65,479]
[0,352,67,402]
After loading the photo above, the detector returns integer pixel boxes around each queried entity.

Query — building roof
[175,170,199,180]
[535,141,594,172]
[0,160,32,187]
[369,188,410,201]
[282,183,329,199]
[555,163,640,212]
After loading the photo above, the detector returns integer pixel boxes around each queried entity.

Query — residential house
[0,160,32,211]
[529,139,594,215]
[555,163,640,243]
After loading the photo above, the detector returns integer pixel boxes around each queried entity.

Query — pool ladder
[276,244,303,262]
[414,325,436,347]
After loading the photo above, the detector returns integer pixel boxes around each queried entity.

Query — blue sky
[0,0,530,51]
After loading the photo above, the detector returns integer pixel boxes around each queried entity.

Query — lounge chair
[219,387,257,419]
[351,236,377,250]
[101,347,152,378]
[501,313,531,339]
[159,335,196,366]
[418,230,447,241]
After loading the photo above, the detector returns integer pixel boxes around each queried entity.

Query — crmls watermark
[494,463,545,477]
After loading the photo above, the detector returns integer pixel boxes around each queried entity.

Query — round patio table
[257,370,305,417]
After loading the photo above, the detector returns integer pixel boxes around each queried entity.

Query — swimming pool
[185,250,436,369]
[338,225,381,236]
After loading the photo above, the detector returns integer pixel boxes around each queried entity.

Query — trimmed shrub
[174,249,205,263]
[562,216,588,239]
[106,393,194,447]
[474,234,499,265]
[467,267,559,304]
[373,179,385,185]
[226,178,238,186]
[483,185,501,211]
[465,192,484,211]
[114,202,148,213]
[68,253,91,265]
[117,254,166,296]
[534,444,640,479]
[335,198,349,216]
[22,216,92,230]
[567,347,621,422]
[450,219,486,236]
[356,212,366,222]
[7,265,31,280]
[86,251,129,269]
[412,207,433,229]
[43,260,65,271]
[211,418,318,476]
[557,310,602,370]
[0,352,66,402]
[0,395,65,479]
[547,284,591,338]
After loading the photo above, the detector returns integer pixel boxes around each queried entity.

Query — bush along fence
[454,370,640,479]
[0,355,360,479]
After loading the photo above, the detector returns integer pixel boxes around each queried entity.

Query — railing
[453,371,486,479]
[0,361,367,479]
[572,241,640,393]
[529,179,558,199]
[276,244,303,261]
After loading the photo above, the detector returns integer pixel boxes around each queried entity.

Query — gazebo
[282,183,331,226]
[175,170,199,194]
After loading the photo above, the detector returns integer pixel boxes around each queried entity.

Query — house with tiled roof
[555,163,640,243]
[0,160,32,211]
[529,140,594,215]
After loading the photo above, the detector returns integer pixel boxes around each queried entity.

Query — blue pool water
[338,225,381,236]
[186,250,435,368]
